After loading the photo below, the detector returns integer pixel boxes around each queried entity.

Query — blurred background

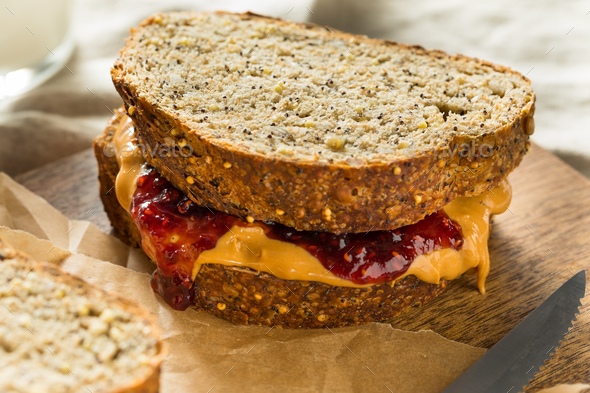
[1,0,589,177]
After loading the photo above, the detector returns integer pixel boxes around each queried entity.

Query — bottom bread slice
[0,237,165,393]
[93,108,447,328]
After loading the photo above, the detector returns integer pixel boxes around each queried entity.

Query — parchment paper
[0,172,583,393]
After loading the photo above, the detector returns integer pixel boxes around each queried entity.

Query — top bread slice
[112,11,535,233]
[0,237,165,393]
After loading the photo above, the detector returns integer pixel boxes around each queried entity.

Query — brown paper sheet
[1,171,573,393]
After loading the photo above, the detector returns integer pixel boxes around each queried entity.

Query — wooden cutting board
[14,143,590,392]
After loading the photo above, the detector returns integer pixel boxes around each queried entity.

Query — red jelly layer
[131,167,464,311]
[263,213,463,285]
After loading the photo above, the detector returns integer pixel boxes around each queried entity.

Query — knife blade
[442,270,585,393]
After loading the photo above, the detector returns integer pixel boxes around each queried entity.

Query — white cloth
[1,0,589,177]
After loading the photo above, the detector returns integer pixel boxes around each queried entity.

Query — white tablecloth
[1,0,589,178]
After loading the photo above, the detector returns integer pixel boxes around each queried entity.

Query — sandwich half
[0,237,165,393]
[95,11,535,328]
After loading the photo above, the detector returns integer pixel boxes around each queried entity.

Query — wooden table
[15,144,590,392]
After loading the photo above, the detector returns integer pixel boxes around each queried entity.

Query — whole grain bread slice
[0,237,165,393]
[112,11,535,233]
[93,109,447,328]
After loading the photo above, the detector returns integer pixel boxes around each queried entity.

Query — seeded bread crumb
[117,12,532,162]
[0,238,164,393]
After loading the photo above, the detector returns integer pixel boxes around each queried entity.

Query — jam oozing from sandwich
[131,168,464,310]
[262,213,463,285]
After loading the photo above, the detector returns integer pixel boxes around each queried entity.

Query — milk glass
[0,0,74,98]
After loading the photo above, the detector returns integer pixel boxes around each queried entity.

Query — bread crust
[94,109,448,328]
[193,263,446,328]
[112,11,534,233]
[0,237,165,393]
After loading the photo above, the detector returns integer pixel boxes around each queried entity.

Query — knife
[442,270,586,393]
